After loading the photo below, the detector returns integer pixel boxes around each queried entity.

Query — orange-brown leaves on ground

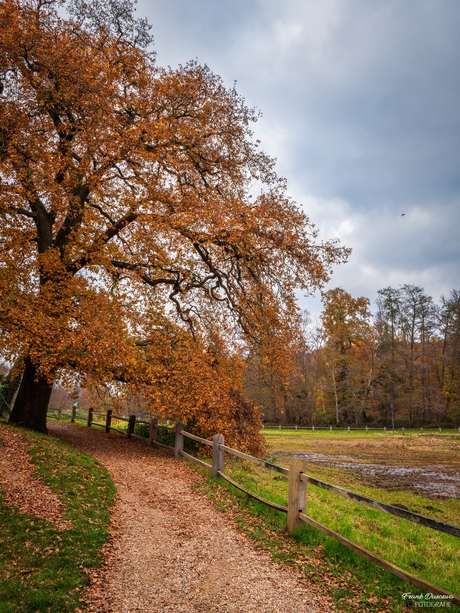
[0,426,71,530]
[0,0,348,434]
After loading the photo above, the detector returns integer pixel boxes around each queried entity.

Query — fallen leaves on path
[50,422,335,613]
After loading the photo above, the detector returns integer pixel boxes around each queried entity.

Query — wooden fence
[73,408,460,605]
[263,423,460,434]
[47,406,87,423]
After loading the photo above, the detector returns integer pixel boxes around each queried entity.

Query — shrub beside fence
[49,406,460,605]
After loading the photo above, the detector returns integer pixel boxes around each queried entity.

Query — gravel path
[49,422,333,613]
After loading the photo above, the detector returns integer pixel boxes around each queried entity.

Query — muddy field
[263,431,460,499]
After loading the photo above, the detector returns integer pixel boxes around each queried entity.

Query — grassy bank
[0,421,115,613]
[191,431,460,613]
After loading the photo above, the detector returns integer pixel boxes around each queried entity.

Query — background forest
[3,283,459,430]
[245,285,460,428]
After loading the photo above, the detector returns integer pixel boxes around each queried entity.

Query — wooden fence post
[295,425,298,431]
[420,427,423,433]
[312,425,315,432]
[347,426,350,433]
[87,407,93,428]
[57,407,62,420]
[365,426,368,433]
[402,427,405,436]
[175,423,185,458]
[71,405,76,423]
[126,414,136,438]
[278,424,281,431]
[212,434,224,478]
[288,458,308,533]
[149,418,158,445]
[330,425,332,432]
[439,427,442,433]
[105,409,112,433]
[384,427,386,434]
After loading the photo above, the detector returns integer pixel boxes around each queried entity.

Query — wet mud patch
[268,433,460,499]
[289,452,460,499]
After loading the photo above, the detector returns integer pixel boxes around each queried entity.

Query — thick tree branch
[14,207,37,219]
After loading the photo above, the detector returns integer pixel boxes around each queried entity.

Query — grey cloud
[137,0,460,313]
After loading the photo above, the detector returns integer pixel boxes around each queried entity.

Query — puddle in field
[289,453,460,499]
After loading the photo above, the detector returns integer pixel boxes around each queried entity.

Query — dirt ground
[265,432,460,498]
[47,422,336,613]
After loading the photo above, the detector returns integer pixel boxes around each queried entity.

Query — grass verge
[0,421,115,613]
[191,457,460,613]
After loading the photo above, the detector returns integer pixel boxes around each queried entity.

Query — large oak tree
[0,0,348,436]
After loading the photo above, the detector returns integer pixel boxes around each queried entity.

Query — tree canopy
[246,285,460,428]
[0,0,348,443]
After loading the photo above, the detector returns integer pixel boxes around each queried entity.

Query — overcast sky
[138,0,460,319]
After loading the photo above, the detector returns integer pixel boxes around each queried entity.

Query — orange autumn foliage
[0,0,348,442]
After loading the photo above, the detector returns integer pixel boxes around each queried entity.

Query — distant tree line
[244,285,460,427]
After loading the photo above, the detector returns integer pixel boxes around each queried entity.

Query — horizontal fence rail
[219,444,289,476]
[300,474,460,538]
[151,440,174,451]
[297,510,459,604]
[217,470,288,513]
[288,460,460,606]
[167,421,460,605]
[48,406,460,604]
[180,429,213,447]
[179,449,212,471]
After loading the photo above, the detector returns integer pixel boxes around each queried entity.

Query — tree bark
[8,357,53,433]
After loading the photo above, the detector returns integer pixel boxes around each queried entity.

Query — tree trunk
[8,357,53,433]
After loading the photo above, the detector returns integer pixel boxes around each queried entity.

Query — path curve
[49,422,333,613]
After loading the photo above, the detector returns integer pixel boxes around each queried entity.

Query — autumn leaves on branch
[0,0,348,446]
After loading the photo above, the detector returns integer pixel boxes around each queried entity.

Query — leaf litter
[49,422,334,613]
[0,425,71,530]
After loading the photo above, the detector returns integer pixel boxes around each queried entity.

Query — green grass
[225,459,459,589]
[6,414,456,612]
[261,427,460,450]
[0,421,115,613]
[190,454,460,613]
[263,427,459,435]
